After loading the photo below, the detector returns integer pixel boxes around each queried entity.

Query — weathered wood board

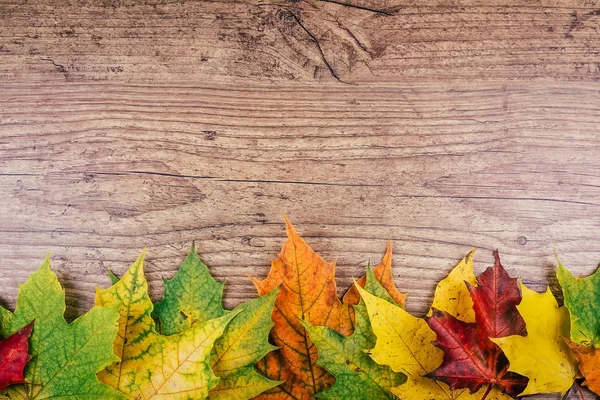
[1,1,600,397]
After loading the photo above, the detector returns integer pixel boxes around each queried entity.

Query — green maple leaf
[0,255,124,400]
[557,258,600,346]
[302,268,405,399]
[152,245,226,336]
[152,245,280,399]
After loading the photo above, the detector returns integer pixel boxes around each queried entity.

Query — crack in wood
[289,11,345,83]
[315,0,393,16]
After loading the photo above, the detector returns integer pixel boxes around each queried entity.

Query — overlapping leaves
[152,246,280,399]
[96,252,239,399]
[558,259,600,397]
[0,218,599,399]
[250,217,406,399]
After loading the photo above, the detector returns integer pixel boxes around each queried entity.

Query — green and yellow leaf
[557,258,600,347]
[96,251,237,399]
[152,246,280,399]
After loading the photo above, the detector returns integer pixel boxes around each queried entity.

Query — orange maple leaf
[343,241,407,307]
[251,217,404,399]
[565,340,600,396]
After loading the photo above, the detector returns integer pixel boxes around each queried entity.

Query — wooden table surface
[1,1,599,398]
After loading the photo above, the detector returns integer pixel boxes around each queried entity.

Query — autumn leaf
[556,258,600,347]
[0,323,32,390]
[490,282,577,396]
[0,255,124,400]
[429,250,477,322]
[302,268,406,399]
[96,251,238,399]
[565,340,600,396]
[342,241,407,308]
[152,245,280,399]
[557,259,600,396]
[430,251,511,399]
[427,251,528,397]
[250,217,355,399]
[152,245,226,335]
[360,251,510,399]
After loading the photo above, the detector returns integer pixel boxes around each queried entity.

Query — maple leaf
[250,217,355,399]
[152,245,280,399]
[427,251,528,397]
[342,241,407,308]
[302,268,406,399]
[96,251,238,399]
[0,255,124,400]
[0,323,32,390]
[490,282,577,396]
[556,258,600,347]
[565,340,600,396]
[429,250,478,322]
[360,251,511,400]
[556,259,600,396]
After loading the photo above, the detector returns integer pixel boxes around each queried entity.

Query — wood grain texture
[1,1,600,398]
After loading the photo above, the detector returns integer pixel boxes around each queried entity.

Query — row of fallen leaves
[0,217,599,399]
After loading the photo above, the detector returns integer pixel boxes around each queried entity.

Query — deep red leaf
[0,321,33,390]
[426,251,528,397]
[468,251,526,338]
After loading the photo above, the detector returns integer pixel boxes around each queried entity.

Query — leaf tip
[466,248,477,260]
[282,214,299,240]
[493,249,501,267]
[20,320,34,335]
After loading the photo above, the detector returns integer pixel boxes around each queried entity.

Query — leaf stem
[574,379,585,400]
[480,384,493,400]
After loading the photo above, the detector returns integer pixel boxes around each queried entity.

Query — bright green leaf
[153,245,225,335]
[0,255,124,400]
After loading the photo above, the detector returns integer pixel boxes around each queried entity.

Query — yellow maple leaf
[95,251,238,399]
[360,251,511,400]
[429,250,477,322]
[491,282,577,396]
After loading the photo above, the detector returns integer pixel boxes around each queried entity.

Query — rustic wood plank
[1,0,600,83]
[1,1,600,398]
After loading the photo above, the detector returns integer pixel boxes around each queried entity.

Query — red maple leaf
[426,251,528,398]
[0,322,33,390]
